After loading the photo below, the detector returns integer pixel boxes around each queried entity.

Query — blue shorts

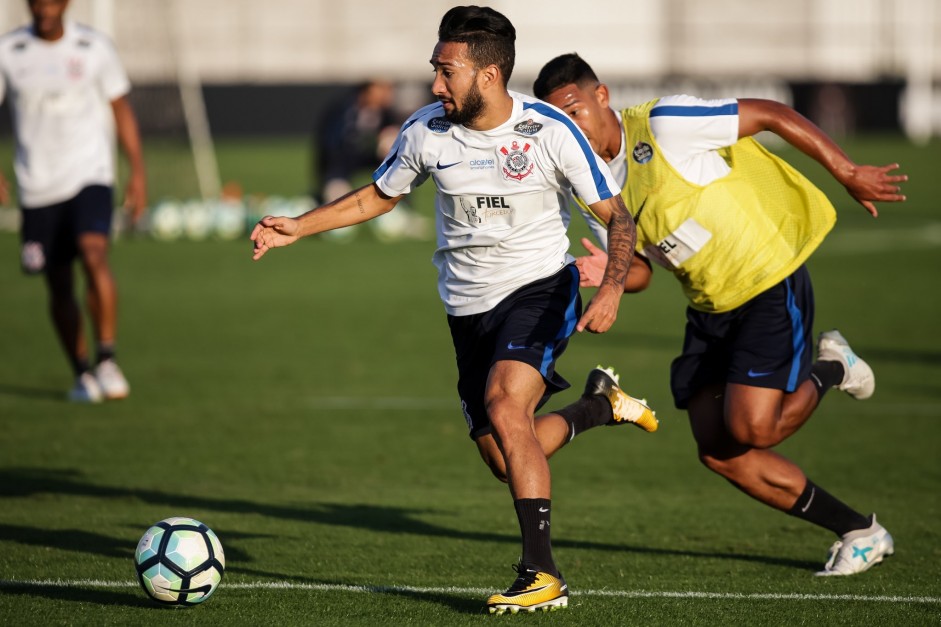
[20,185,114,274]
[447,264,582,439]
[670,265,815,409]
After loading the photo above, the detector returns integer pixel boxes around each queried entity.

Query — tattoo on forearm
[355,191,366,215]
[602,202,636,292]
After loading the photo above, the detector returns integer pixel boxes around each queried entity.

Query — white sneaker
[69,372,104,403]
[94,359,130,400]
[817,330,875,400]
[815,515,894,576]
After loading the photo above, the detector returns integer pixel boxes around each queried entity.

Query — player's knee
[726,413,778,449]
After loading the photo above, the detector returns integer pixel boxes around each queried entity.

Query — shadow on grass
[0,383,64,402]
[0,582,154,609]
[0,467,817,574]
[225,565,486,615]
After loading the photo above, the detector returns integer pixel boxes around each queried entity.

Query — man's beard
[445,81,485,126]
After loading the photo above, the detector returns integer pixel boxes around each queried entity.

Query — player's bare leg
[689,384,807,509]
[723,380,821,449]
[689,382,891,575]
[485,359,551,499]
[78,232,116,346]
[78,232,129,399]
[483,359,568,614]
[46,263,101,402]
[45,263,88,375]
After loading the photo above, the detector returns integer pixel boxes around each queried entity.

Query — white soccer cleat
[94,359,130,400]
[69,372,104,404]
[817,330,874,400]
[815,514,894,576]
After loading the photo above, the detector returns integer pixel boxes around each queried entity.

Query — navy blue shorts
[20,185,114,274]
[670,265,815,409]
[447,264,582,439]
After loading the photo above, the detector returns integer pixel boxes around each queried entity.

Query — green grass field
[0,136,939,625]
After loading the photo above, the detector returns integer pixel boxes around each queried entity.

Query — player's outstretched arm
[738,99,907,217]
[577,195,635,333]
[251,182,401,260]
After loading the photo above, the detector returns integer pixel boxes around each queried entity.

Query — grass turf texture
[0,135,940,625]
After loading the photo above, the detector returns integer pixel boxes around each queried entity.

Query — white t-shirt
[575,95,739,251]
[373,90,620,316]
[0,21,130,208]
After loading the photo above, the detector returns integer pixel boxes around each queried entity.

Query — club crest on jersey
[513,119,543,135]
[499,140,534,182]
[428,117,451,133]
[68,58,84,80]
[632,141,653,164]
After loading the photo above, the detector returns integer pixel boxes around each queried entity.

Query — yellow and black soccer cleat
[487,562,568,614]
[585,366,659,433]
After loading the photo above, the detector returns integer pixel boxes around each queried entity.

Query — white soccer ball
[134,517,225,606]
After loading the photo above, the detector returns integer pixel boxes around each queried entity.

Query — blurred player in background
[0,0,147,402]
[252,5,656,614]
[312,79,400,204]
[534,53,907,576]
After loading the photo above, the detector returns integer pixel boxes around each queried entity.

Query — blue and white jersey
[574,95,739,252]
[0,21,131,207]
[648,95,739,186]
[374,90,619,316]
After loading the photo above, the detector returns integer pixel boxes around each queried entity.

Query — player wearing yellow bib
[534,53,908,576]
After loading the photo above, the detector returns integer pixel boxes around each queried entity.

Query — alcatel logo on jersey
[632,141,653,164]
[427,117,451,133]
[470,159,495,170]
[499,140,534,182]
[513,119,543,135]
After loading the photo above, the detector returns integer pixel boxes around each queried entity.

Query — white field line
[0,579,938,605]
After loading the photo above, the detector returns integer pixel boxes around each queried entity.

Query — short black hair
[438,5,516,84]
[533,53,599,100]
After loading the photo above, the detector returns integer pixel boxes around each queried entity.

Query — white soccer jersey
[0,21,131,208]
[373,90,620,316]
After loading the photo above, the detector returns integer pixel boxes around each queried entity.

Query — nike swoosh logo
[747,369,774,378]
[538,507,549,513]
[633,198,646,223]
[436,160,461,169]
[503,584,551,598]
[801,487,816,513]
[507,341,530,350]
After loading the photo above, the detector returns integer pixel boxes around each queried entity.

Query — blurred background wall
[2,0,938,140]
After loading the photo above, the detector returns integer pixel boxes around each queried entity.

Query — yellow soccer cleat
[486,563,568,614]
[585,366,659,433]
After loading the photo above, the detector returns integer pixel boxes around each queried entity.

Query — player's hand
[576,284,621,333]
[574,237,608,287]
[0,174,10,207]
[123,171,148,226]
[251,215,301,260]
[841,163,908,217]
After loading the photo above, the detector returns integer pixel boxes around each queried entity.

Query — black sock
[70,355,91,376]
[554,395,613,440]
[787,480,872,536]
[809,361,844,400]
[97,343,115,364]
[514,498,557,576]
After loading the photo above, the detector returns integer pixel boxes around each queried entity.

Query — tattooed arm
[251,183,402,260]
[576,194,636,333]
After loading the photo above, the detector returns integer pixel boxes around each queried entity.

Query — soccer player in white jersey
[252,6,658,614]
[0,0,147,402]
[534,53,907,577]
